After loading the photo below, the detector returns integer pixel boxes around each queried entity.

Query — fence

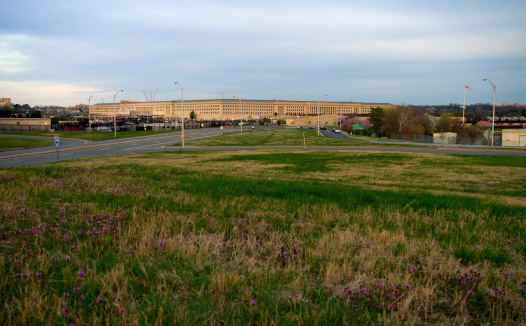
[391,133,506,146]
[1,121,221,132]
[0,124,51,132]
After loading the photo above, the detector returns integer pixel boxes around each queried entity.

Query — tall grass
[0,150,525,325]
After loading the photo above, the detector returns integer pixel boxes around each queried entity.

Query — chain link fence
[0,124,51,132]
[390,134,510,146]
[1,121,221,133]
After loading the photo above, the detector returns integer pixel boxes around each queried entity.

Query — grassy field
[0,137,52,150]
[0,130,179,142]
[179,128,372,147]
[1,150,525,325]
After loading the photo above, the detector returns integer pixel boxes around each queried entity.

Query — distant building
[89,99,394,121]
[0,118,51,131]
[68,104,88,109]
[0,98,12,108]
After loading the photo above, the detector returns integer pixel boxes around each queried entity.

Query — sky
[1,0,525,107]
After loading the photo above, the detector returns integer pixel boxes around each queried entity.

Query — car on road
[335,129,341,133]
[331,128,335,132]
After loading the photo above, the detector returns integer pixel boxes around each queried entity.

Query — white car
[335,129,341,133]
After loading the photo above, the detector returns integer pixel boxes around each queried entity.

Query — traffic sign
[483,129,490,140]
[53,135,60,144]
[353,124,363,130]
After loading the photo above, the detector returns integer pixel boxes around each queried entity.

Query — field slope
[1,150,525,325]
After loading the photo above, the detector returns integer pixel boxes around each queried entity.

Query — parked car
[331,128,335,132]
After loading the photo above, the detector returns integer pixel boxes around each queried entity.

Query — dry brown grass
[2,149,525,325]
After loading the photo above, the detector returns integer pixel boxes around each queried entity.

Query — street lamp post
[483,79,496,146]
[239,97,242,133]
[317,94,327,136]
[174,82,184,147]
[113,90,123,138]
[88,95,92,132]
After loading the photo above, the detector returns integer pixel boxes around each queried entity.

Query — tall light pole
[483,79,496,146]
[113,90,123,138]
[88,95,92,132]
[317,94,327,136]
[463,86,471,126]
[239,97,242,133]
[174,82,184,147]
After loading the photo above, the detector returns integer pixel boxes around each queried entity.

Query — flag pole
[463,87,465,126]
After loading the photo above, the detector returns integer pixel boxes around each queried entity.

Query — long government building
[90,99,394,121]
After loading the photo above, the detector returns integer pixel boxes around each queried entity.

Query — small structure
[433,132,457,144]
[286,115,339,127]
[0,118,51,131]
[501,129,526,147]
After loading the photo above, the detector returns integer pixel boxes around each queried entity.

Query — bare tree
[383,106,413,135]
[396,106,413,134]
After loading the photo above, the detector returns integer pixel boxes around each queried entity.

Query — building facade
[0,98,12,108]
[89,99,394,121]
[0,118,51,131]
[501,129,526,147]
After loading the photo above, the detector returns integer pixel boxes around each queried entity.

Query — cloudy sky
[1,0,525,107]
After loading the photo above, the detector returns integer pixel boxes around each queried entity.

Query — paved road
[0,128,242,168]
[1,128,525,168]
[320,129,365,141]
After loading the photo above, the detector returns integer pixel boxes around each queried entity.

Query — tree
[382,106,413,136]
[189,110,196,121]
[436,113,455,132]
[30,110,42,118]
[395,106,413,134]
[341,118,371,133]
[0,109,13,118]
[369,107,385,131]
[418,113,436,135]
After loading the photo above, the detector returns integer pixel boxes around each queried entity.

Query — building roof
[92,99,393,106]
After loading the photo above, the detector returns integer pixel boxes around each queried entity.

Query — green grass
[207,152,412,172]
[1,150,525,325]
[0,129,180,142]
[0,137,52,150]
[178,128,370,146]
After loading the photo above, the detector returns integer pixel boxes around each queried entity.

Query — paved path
[1,128,525,168]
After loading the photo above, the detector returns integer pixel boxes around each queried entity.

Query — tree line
[342,106,485,139]
[0,108,42,118]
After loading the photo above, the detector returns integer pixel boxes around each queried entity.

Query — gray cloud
[1,0,525,106]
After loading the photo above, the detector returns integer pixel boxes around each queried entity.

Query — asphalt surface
[1,128,525,168]
[319,129,365,141]
[0,128,240,167]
